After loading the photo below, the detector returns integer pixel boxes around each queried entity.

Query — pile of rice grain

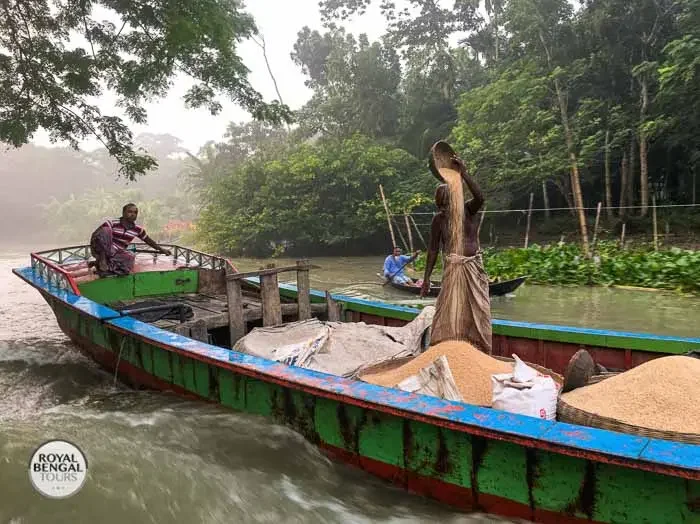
[360,340,512,406]
[561,355,700,434]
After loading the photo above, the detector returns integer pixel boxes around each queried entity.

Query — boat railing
[30,253,80,295]
[30,244,239,273]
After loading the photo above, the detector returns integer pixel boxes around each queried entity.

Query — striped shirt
[103,219,147,251]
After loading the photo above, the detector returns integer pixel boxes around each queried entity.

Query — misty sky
[32,0,388,155]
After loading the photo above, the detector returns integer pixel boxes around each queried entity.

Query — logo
[28,440,88,499]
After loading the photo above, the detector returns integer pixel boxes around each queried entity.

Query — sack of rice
[492,355,560,420]
[559,355,700,436]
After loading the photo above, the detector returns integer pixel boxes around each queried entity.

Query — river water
[2,249,699,523]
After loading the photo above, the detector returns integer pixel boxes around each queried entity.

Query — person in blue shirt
[383,246,419,285]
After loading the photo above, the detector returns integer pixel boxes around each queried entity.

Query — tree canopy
[55,0,700,257]
[0,0,292,179]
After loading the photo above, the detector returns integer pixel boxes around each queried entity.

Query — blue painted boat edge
[263,278,700,347]
[106,313,700,474]
[12,266,121,320]
[14,266,700,473]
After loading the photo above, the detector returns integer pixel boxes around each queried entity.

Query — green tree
[0,0,293,180]
[291,27,402,139]
[197,134,431,256]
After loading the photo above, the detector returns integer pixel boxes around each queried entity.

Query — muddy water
[1,250,520,523]
[234,256,700,338]
[2,249,698,523]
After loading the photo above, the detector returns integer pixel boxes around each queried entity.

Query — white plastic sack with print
[491,355,559,420]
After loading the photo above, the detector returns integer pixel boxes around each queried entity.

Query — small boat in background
[385,275,528,297]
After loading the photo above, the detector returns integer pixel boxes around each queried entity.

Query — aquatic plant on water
[414,242,700,294]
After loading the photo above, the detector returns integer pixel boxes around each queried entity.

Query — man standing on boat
[89,203,171,277]
[383,246,419,285]
[419,155,492,354]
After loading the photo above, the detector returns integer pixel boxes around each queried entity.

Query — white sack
[491,354,559,420]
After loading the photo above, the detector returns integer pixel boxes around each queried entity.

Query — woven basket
[428,140,459,183]
[557,397,700,444]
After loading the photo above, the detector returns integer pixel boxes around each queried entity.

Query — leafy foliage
[413,242,700,293]
[196,134,434,256]
[188,0,700,260]
[0,0,292,179]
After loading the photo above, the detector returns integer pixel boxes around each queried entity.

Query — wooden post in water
[592,202,602,248]
[296,259,311,321]
[404,213,414,254]
[478,205,487,238]
[524,192,534,248]
[409,215,427,248]
[652,194,659,251]
[225,266,246,346]
[620,223,626,249]
[260,264,283,326]
[379,185,397,248]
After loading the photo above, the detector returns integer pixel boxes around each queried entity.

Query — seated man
[89,203,171,277]
[383,246,419,285]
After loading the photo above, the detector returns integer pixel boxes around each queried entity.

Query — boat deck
[107,289,328,342]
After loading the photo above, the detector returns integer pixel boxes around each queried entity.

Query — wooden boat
[386,275,528,297]
[13,244,700,523]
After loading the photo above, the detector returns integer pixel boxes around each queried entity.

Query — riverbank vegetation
[21,0,700,269]
[186,0,700,258]
[413,243,700,294]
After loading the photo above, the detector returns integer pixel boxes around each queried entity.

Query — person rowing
[383,246,420,285]
[89,203,171,277]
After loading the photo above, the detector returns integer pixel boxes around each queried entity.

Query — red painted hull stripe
[103,322,700,481]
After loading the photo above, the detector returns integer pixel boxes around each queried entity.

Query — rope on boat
[113,338,127,388]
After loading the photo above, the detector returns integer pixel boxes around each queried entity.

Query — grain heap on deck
[561,355,700,434]
[360,340,512,407]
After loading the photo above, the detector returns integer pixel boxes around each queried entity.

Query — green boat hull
[12,246,700,523]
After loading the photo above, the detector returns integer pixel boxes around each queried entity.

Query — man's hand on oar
[382,251,421,286]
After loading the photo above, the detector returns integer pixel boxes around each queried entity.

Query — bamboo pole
[542,181,550,220]
[409,215,427,248]
[620,223,626,250]
[524,193,534,248]
[404,213,414,253]
[392,216,409,252]
[379,185,397,248]
[478,205,487,243]
[652,194,659,251]
[592,202,602,248]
